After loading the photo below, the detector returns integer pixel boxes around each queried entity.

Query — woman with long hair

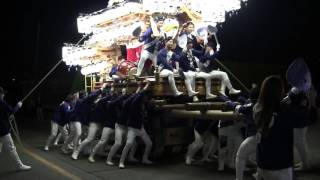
[253,75,293,180]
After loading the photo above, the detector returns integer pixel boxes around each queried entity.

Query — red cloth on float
[126,43,152,68]
[126,43,143,63]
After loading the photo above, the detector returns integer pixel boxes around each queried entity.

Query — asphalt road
[1,111,320,180]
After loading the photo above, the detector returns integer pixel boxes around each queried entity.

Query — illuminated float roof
[62,0,248,76]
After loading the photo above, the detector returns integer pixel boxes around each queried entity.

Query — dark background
[1,0,319,107]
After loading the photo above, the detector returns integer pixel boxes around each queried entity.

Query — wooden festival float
[62,0,248,155]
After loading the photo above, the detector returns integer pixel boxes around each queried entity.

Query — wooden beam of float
[105,77,222,97]
[160,104,185,110]
[185,102,225,111]
[160,102,226,111]
[163,110,245,121]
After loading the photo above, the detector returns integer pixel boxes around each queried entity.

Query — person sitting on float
[157,37,183,96]
[135,16,165,77]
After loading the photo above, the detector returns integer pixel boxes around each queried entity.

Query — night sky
[1,0,319,104]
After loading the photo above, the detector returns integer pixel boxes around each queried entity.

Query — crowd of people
[43,81,154,169]
[41,58,315,180]
[0,59,318,179]
[110,16,241,102]
[181,58,317,180]
[0,15,319,180]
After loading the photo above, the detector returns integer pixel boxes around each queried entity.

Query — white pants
[63,121,82,152]
[183,71,197,96]
[119,126,153,164]
[90,127,114,157]
[196,71,214,96]
[0,133,23,167]
[45,121,68,149]
[136,50,156,76]
[209,70,234,95]
[202,132,218,160]
[75,122,100,155]
[294,127,309,167]
[54,132,62,145]
[218,124,243,170]
[160,69,181,96]
[107,123,128,162]
[186,129,218,161]
[236,135,256,180]
[258,167,293,180]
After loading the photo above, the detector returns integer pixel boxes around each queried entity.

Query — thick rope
[215,58,250,93]
[15,35,89,144]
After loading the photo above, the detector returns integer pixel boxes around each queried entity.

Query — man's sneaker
[88,156,95,163]
[229,88,241,95]
[119,163,125,169]
[106,161,114,166]
[71,152,78,160]
[44,146,49,151]
[193,96,199,102]
[17,164,31,171]
[206,94,217,100]
[185,156,193,165]
[174,91,184,97]
[189,91,199,97]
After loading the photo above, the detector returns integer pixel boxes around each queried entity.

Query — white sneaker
[174,91,184,97]
[106,161,114,166]
[71,152,78,160]
[185,157,193,165]
[142,159,153,165]
[206,94,217,99]
[44,146,49,151]
[119,163,125,169]
[189,91,199,97]
[53,142,59,146]
[193,96,199,102]
[88,156,95,163]
[17,164,31,171]
[229,88,241,95]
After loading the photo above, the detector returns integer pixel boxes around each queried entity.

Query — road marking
[18,144,82,180]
